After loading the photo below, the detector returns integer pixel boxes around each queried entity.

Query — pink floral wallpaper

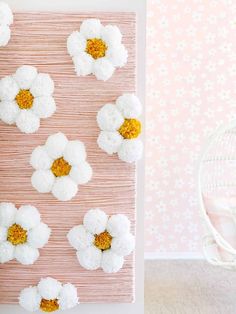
[145,0,236,254]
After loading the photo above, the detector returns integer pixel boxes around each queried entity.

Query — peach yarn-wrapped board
[0,12,136,303]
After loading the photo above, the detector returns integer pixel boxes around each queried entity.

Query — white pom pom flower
[67,18,128,81]
[0,65,56,133]
[97,93,143,163]
[67,209,135,273]
[0,2,13,47]
[0,202,50,265]
[30,132,92,201]
[19,277,79,312]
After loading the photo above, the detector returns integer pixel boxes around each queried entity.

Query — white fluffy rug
[145,260,236,314]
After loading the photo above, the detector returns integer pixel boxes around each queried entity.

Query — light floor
[145,260,236,314]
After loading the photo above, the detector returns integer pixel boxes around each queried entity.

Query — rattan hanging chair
[198,120,236,269]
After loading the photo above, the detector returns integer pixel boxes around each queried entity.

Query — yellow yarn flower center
[118,118,142,139]
[94,231,112,251]
[7,223,27,246]
[15,89,34,109]
[40,299,59,313]
[86,38,107,59]
[51,157,72,177]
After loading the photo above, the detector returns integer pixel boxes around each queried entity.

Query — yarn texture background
[0,12,136,303]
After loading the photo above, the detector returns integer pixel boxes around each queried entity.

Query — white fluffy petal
[118,139,143,163]
[0,2,13,25]
[58,283,79,310]
[107,214,130,237]
[93,58,115,81]
[97,103,124,131]
[32,96,56,119]
[97,131,123,155]
[0,226,7,242]
[30,73,54,97]
[0,241,14,263]
[31,170,55,193]
[15,205,41,230]
[73,53,93,76]
[101,25,122,46]
[69,162,92,185]
[63,140,86,166]
[80,18,102,39]
[83,208,108,235]
[0,24,10,46]
[13,65,38,90]
[37,277,62,300]
[52,177,78,201]
[16,110,40,134]
[45,132,68,159]
[76,245,102,270]
[19,286,41,312]
[106,44,128,68]
[0,75,19,101]
[27,222,51,249]
[111,233,135,256]
[116,93,142,119]
[30,146,52,170]
[0,100,19,124]
[67,31,86,57]
[67,225,94,251]
[101,250,124,273]
[0,202,17,227]
[14,244,39,265]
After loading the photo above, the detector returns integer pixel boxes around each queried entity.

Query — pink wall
[145,0,236,254]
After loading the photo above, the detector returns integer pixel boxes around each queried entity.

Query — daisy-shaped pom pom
[67,18,128,81]
[67,209,135,273]
[0,202,51,265]
[0,2,13,47]
[30,132,92,201]
[19,277,79,312]
[97,93,143,163]
[0,65,56,133]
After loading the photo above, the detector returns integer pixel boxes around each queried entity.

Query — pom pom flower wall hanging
[30,132,92,201]
[67,208,135,273]
[19,277,79,312]
[97,93,143,163]
[67,18,128,81]
[0,1,13,47]
[0,65,56,133]
[0,202,51,265]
